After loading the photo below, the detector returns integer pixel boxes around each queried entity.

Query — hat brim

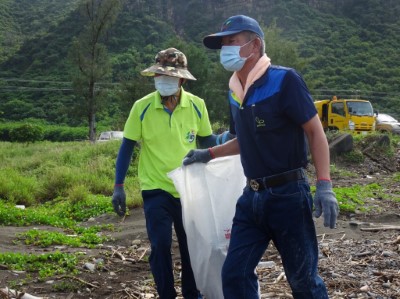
[141,65,196,81]
[203,30,242,49]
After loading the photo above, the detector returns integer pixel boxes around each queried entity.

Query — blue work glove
[216,131,235,145]
[112,185,126,216]
[183,148,213,166]
[314,180,339,229]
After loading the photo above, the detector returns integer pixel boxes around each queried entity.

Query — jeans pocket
[268,181,301,198]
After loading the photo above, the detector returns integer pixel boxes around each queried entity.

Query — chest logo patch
[255,117,266,128]
[186,130,196,143]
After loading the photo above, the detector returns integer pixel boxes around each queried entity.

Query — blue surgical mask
[154,76,180,96]
[220,40,254,72]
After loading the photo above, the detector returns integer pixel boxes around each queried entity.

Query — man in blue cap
[183,15,338,298]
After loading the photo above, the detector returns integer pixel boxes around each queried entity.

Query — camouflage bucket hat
[141,48,196,81]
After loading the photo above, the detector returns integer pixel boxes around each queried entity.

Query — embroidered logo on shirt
[255,117,266,128]
[186,130,195,143]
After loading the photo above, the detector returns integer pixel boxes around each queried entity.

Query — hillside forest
[0,0,400,138]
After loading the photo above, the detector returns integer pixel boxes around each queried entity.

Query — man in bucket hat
[183,15,338,298]
[111,48,232,298]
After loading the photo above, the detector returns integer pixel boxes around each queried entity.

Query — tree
[263,20,307,72]
[69,0,122,142]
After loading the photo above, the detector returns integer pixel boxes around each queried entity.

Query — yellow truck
[314,96,376,134]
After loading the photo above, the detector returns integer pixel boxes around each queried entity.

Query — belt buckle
[249,179,259,191]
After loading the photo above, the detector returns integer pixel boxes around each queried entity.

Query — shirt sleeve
[196,100,213,137]
[115,138,136,184]
[280,69,317,125]
[123,101,142,141]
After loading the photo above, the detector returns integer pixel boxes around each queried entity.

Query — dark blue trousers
[142,189,200,299]
[222,178,328,299]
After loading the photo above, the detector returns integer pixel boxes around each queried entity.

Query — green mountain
[1,0,399,126]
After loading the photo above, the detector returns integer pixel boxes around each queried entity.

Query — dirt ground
[0,137,400,299]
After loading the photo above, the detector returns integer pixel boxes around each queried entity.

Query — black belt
[247,169,304,191]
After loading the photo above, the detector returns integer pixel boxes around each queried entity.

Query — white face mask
[220,39,254,72]
[154,76,180,96]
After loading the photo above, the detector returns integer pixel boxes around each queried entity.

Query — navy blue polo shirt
[228,65,317,179]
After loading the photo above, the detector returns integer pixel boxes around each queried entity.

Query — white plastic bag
[168,155,246,299]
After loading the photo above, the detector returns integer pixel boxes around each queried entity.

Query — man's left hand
[314,180,339,229]
[112,185,126,216]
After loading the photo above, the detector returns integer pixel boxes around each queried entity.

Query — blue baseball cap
[203,15,264,49]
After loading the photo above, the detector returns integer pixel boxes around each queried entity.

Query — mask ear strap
[240,38,255,49]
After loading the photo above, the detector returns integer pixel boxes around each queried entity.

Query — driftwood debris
[0,288,45,299]
[360,225,400,231]
[1,232,398,299]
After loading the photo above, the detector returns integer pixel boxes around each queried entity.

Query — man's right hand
[314,180,338,229]
[183,148,213,166]
[112,185,126,216]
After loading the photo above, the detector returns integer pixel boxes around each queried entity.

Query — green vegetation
[0,141,128,281]
[0,196,114,226]
[0,194,114,248]
[0,140,139,249]
[1,0,399,133]
[17,229,108,248]
[0,121,94,142]
[51,280,82,292]
[69,0,122,142]
[0,251,80,279]
[329,164,357,179]
[334,183,387,213]
[341,149,365,164]
[311,179,398,213]
[325,132,400,212]
[0,132,399,285]
[0,140,141,206]
[1,135,398,220]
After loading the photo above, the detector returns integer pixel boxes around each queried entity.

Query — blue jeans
[142,189,200,299]
[221,175,328,299]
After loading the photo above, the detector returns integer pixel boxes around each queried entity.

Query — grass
[0,140,142,207]
[0,140,141,282]
[329,164,357,178]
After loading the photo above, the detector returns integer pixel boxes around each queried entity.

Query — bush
[0,168,40,205]
[0,122,89,142]
[10,123,44,143]
[0,123,17,141]
[44,126,88,141]
[39,166,78,201]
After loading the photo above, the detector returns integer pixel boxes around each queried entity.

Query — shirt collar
[154,87,188,109]
[229,54,271,102]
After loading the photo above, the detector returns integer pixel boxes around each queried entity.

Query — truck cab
[314,96,376,134]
